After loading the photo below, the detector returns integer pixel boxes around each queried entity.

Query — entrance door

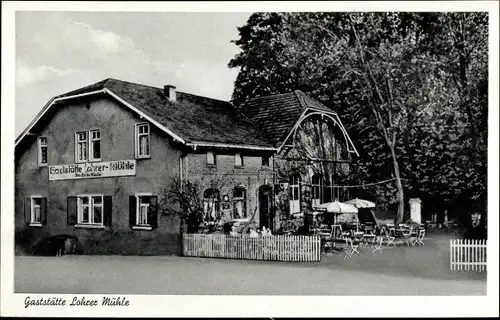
[259,185,273,230]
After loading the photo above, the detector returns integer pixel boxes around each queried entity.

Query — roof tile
[58,78,273,147]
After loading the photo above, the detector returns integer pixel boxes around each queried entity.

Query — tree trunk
[389,144,405,224]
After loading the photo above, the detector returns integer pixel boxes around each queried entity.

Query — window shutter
[148,196,158,228]
[67,196,78,225]
[129,196,137,226]
[24,198,31,223]
[103,196,112,227]
[40,197,47,225]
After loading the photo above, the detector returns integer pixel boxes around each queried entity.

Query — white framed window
[135,123,150,158]
[289,174,301,214]
[206,151,216,166]
[31,196,42,224]
[233,187,247,219]
[234,153,243,167]
[130,193,157,230]
[25,196,46,226]
[38,137,48,166]
[89,129,101,161]
[77,195,103,225]
[136,193,152,226]
[75,131,88,163]
[312,174,323,207]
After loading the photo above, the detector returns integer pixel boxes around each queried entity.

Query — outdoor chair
[372,236,384,254]
[362,230,376,247]
[384,226,397,247]
[320,237,334,254]
[401,227,413,246]
[332,224,350,240]
[411,229,426,246]
[343,237,360,259]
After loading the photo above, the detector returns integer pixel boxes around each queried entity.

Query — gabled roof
[15,79,358,155]
[16,78,275,150]
[240,90,338,147]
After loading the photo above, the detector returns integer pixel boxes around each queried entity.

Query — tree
[229,12,488,230]
[158,174,233,234]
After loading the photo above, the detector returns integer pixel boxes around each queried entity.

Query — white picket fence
[183,233,322,262]
[450,239,487,272]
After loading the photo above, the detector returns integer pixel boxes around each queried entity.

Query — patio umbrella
[313,201,359,214]
[344,198,376,209]
[314,201,359,228]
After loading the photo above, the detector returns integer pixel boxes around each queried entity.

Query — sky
[15,11,252,136]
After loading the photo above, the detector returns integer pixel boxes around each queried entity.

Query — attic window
[206,151,216,166]
[38,137,48,166]
[262,156,270,167]
[234,153,243,167]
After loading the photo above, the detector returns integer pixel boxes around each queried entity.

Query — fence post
[473,239,476,271]
[450,238,453,271]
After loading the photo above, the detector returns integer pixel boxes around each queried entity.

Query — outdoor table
[362,233,376,246]
[352,232,364,239]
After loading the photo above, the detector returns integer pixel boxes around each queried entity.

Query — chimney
[164,85,177,102]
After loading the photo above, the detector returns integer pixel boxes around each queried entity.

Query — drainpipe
[178,151,189,256]
[272,152,276,232]
[179,154,184,182]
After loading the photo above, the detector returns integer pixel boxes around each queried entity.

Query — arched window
[232,187,247,219]
[311,173,323,207]
[289,173,301,214]
[203,188,220,221]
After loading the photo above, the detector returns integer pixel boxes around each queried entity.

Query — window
[67,196,111,227]
[312,174,323,207]
[75,131,88,163]
[129,194,157,229]
[24,196,46,226]
[38,137,48,166]
[89,129,101,161]
[75,129,102,163]
[206,151,216,166]
[234,153,243,167]
[135,123,150,158]
[77,195,103,225]
[137,195,150,226]
[203,188,220,222]
[233,187,247,219]
[31,197,43,224]
[262,156,270,167]
[289,174,301,214]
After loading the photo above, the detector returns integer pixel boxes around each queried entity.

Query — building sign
[49,160,136,181]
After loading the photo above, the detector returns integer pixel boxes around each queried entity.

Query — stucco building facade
[14,78,357,255]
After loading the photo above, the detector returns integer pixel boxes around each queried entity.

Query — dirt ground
[14,229,486,295]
